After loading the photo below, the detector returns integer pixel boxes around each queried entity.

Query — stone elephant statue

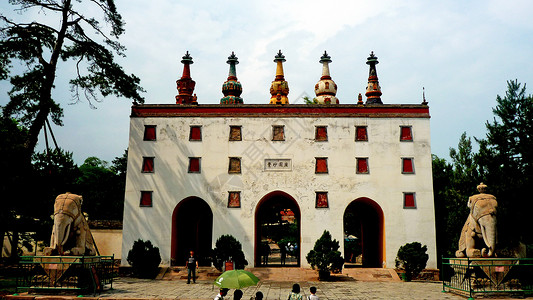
[43,193,97,256]
[456,183,497,258]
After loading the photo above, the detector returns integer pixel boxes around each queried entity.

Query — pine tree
[1,0,144,165]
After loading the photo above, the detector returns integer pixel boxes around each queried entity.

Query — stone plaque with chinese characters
[264,159,292,171]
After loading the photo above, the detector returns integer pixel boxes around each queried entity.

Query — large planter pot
[318,270,330,281]
[399,272,411,282]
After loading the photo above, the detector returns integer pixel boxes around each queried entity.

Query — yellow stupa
[269,50,289,105]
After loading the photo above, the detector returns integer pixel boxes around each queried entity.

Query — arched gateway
[343,197,385,268]
[255,191,301,267]
[171,197,213,266]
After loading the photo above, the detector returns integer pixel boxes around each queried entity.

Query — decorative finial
[274,50,286,62]
[221,51,243,104]
[314,50,339,104]
[181,51,193,64]
[477,182,487,193]
[365,51,383,104]
[319,51,331,63]
[422,87,428,105]
[269,50,289,104]
[357,93,363,105]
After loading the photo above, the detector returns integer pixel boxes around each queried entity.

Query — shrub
[127,239,161,278]
[211,235,248,271]
[306,230,344,280]
[395,242,429,281]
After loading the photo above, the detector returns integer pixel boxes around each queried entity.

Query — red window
[356,158,369,174]
[190,126,202,141]
[144,125,156,141]
[315,158,328,173]
[140,191,153,207]
[400,126,413,141]
[316,192,328,208]
[229,126,242,141]
[142,157,154,173]
[356,126,368,141]
[272,125,285,141]
[228,191,241,208]
[404,193,416,208]
[315,126,328,141]
[188,157,201,173]
[402,158,414,173]
[228,157,241,174]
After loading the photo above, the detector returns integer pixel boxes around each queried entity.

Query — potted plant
[126,239,161,279]
[211,234,248,271]
[306,230,344,280]
[395,242,428,281]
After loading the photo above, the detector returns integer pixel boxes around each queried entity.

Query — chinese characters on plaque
[264,159,292,171]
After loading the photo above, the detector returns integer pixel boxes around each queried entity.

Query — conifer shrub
[306,230,344,280]
[395,242,429,281]
[127,239,161,278]
[211,235,248,271]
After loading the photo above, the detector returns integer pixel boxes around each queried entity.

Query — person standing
[214,288,229,300]
[287,283,302,300]
[233,289,243,300]
[186,250,198,284]
[307,286,319,300]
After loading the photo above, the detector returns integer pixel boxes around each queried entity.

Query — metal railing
[442,257,533,298]
[16,255,117,295]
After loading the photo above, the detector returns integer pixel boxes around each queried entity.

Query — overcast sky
[1,0,532,165]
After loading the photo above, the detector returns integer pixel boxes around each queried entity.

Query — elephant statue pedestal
[449,258,519,291]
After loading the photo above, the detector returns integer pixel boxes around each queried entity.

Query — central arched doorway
[255,191,300,267]
[343,197,384,268]
[171,197,213,266]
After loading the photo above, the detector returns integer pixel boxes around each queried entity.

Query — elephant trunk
[52,214,73,255]
[480,216,497,257]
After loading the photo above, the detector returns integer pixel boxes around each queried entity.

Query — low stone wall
[91,229,122,259]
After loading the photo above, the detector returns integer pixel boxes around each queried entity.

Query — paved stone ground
[97,277,463,300]
[92,267,463,300]
[10,267,529,299]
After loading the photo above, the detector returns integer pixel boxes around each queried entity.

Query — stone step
[160,266,401,282]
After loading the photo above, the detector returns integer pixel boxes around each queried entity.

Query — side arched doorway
[171,197,213,266]
[255,191,300,267]
[343,197,385,268]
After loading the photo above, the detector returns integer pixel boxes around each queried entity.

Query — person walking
[214,288,229,300]
[287,283,302,300]
[253,291,264,300]
[307,286,319,300]
[186,250,198,284]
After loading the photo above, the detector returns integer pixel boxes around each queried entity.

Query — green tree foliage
[395,242,428,281]
[433,133,481,259]
[434,80,533,258]
[0,0,144,166]
[306,230,344,279]
[75,156,126,220]
[31,148,79,239]
[127,239,161,278]
[476,80,533,247]
[0,115,30,258]
[211,235,248,271]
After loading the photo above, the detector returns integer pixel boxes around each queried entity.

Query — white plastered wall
[121,115,437,269]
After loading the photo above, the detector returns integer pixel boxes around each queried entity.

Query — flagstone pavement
[7,267,474,300]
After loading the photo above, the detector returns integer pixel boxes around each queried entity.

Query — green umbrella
[213,269,260,289]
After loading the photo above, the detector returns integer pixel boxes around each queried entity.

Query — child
[307,286,319,300]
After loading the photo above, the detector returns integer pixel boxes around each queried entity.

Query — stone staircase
[158,266,400,282]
